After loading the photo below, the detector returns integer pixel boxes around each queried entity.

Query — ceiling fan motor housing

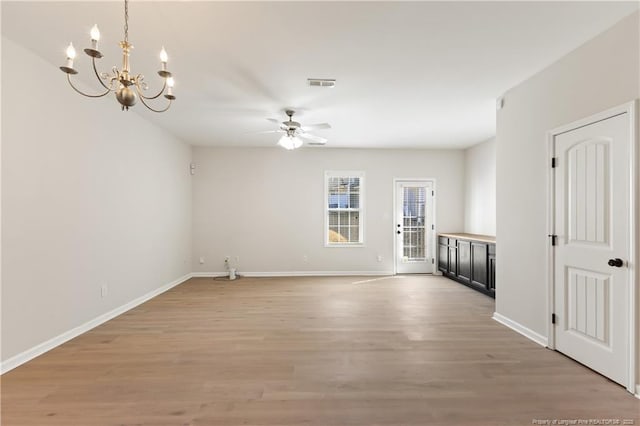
[286,121,301,130]
[284,110,301,131]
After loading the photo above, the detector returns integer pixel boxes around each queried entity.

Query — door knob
[397,230,401,234]
[608,258,624,267]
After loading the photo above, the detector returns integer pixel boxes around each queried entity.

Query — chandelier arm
[92,58,115,91]
[136,79,167,100]
[67,73,111,98]
[138,94,172,113]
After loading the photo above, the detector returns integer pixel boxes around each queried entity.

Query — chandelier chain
[124,0,129,43]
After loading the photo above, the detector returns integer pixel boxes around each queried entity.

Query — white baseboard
[192,270,394,278]
[191,272,228,278]
[492,312,548,347]
[0,273,193,375]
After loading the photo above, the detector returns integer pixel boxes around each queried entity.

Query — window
[325,171,364,246]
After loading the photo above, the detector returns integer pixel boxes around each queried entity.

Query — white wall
[1,37,192,364]
[496,12,639,340]
[192,147,465,274]
[464,138,496,236]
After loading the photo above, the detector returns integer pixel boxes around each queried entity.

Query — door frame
[546,100,638,394]
[392,178,437,275]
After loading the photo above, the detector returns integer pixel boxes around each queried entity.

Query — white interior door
[395,180,434,274]
[553,112,630,387]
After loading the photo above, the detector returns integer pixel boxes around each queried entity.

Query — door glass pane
[402,187,426,261]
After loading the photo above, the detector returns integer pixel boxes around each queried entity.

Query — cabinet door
[471,242,488,288]
[438,243,448,273]
[488,254,496,291]
[457,240,471,283]
[488,244,496,292]
[447,247,457,277]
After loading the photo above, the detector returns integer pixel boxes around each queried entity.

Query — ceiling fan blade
[307,142,327,146]
[299,133,327,144]
[266,118,281,124]
[301,123,331,131]
[251,129,283,134]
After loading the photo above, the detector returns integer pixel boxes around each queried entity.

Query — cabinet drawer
[438,236,448,246]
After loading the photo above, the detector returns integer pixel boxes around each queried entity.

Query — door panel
[395,181,434,274]
[565,267,610,345]
[553,112,629,386]
[567,140,609,246]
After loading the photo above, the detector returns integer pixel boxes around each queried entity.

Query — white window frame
[324,170,365,247]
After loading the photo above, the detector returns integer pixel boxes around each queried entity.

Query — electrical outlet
[377,255,383,262]
[100,284,108,298]
[235,256,240,263]
[303,255,308,262]
[199,257,205,264]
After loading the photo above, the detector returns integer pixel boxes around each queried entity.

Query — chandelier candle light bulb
[160,47,168,70]
[90,25,100,49]
[59,0,176,112]
[167,77,174,95]
[65,43,76,67]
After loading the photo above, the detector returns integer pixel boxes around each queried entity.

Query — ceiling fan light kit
[278,134,303,150]
[267,110,331,150]
[59,0,176,113]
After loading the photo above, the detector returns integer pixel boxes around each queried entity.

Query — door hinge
[431,258,434,264]
[432,190,434,196]
[551,157,557,168]
[548,234,557,246]
[551,313,556,324]
[432,224,435,230]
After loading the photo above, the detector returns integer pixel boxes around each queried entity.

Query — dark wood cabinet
[438,234,495,298]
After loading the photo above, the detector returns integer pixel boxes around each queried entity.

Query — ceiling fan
[263,110,331,150]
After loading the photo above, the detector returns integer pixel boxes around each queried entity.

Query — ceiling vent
[308,78,336,88]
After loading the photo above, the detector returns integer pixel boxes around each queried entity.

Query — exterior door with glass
[395,180,435,274]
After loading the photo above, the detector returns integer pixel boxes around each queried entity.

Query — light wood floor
[2,275,638,425]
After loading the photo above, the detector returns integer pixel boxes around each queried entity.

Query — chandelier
[59,0,175,112]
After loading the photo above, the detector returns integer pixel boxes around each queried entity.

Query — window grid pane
[326,174,362,244]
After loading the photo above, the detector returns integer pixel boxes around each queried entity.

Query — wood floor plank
[2,275,638,425]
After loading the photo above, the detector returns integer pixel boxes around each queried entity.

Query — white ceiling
[2,1,638,149]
